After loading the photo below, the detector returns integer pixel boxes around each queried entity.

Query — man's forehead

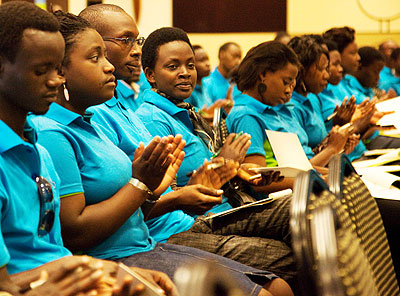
[101,10,138,34]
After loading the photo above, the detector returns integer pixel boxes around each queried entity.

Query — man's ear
[144,67,156,87]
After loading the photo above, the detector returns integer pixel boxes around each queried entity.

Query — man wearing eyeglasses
[80,5,145,113]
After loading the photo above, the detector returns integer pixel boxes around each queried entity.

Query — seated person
[119,39,146,112]
[380,48,400,95]
[186,45,212,108]
[33,11,292,296]
[312,38,366,161]
[133,26,296,285]
[202,42,241,105]
[0,3,174,296]
[287,36,359,164]
[378,40,398,88]
[187,45,233,116]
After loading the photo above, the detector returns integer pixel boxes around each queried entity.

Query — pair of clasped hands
[7,256,177,296]
[130,132,280,217]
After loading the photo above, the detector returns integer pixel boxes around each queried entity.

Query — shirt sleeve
[142,119,174,139]
[37,131,84,197]
[0,194,10,269]
[229,114,266,157]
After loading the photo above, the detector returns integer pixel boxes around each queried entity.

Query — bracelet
[128,178,159,203]
[129,178,152,195]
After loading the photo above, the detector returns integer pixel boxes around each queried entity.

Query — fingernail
[217,190,224,195]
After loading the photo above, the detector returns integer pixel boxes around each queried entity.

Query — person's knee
[261,278,294,296]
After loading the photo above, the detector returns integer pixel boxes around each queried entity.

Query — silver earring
[63,83,70,101]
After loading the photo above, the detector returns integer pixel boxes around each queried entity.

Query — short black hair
[234,41,299,91]
[324,38,339,52]
[53,11,92,66]
[141,27,193,71]
[358,46,384,67]
[0,1,59,62]
[391,48,400,61]
[323,26,356,53]
[79,4,126,34]
[288,35,329,92]
[218,42,240,56]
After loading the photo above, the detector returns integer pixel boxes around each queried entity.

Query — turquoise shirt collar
[344,74,374,98]
[0,118,37,154]
[234,93,273,114]
[143,89,188,117]
[291,90,308,104]
[45,103,93,126]
[104,96,118,108]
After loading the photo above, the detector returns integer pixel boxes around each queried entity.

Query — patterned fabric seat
[328,154,399,296]
[291,170,378,296]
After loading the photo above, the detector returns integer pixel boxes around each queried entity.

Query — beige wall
[66,0,400,67]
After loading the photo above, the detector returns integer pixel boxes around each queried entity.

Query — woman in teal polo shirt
[287,36,359,165]
[227,41,352,175]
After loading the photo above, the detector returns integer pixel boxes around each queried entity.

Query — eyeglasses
[102,36,145,48]
[35,176,55,237]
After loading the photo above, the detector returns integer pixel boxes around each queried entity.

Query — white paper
[352,148,400,168]
[361,178,400,201]
[265,130,313,171]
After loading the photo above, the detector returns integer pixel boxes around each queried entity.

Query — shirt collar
[0,118,37,154]
[104,96,118,107]
[345,74,374,97]
[234,93,272,113]
[143,89,188,117]
[291,91,308,104]
[45,103,93,125]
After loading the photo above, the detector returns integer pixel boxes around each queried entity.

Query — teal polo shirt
[202,67,240,104]
[89,96,194,243]
[32,103,155,259]
[378,66,395,89]
[272,102,314,159]
[314,85,367,161]
[115,80,144,112]
[136,89,232,213]
[226,93,279,167]
[316,84,343,131]
[0,119,70,274]
[89,95,152,160]
[380,75,400,95]
[291,91,328,149]
[339,74,375,104]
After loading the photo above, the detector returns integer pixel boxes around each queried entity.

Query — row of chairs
[291,154,399,296]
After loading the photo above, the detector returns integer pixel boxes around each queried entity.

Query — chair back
[291,170,379,296]
[328,154,399,295]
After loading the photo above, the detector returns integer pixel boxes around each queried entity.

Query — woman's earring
[63,83,70,102]
[301,81,307,93]
[257,82,267,95]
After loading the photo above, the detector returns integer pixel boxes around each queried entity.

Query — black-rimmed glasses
[102,36,145,48]
[35,176,55,237]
